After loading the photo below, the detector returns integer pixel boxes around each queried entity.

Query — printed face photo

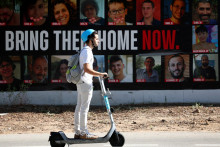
[28,0,45,20]
[197,2,212,24]
[108,2,127,24]
[51,0,77,25]
[24,0,48,26]
[80,0,105,25]
[192,25,218,53]
[24,56,48,83]
[54,3,70,25]
[111,60,124,76]
[193,54,219,82]
[142,2,154,18]
[192,0,218,24]
[108,0,134,25]
[108,55,133,83]
[32,57,48,82]
[51,55,70,83]
[197,31,208,42]
[0,61,14,79]
[168,56,185,79]
[0,0,20,26]
[0,56,21,84]
[164,0,190,25]
[136,0,161,25]
[136,55,161,82]
[84,5,96,19]
[0,7,14,23]
[165,54,189,82]
[170,0,186,20]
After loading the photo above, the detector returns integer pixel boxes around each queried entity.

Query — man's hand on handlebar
[101,72,108,78]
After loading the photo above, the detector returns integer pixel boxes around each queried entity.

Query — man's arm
[83,63,107,77]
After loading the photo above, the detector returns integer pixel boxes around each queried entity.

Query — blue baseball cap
[81,29,95,42]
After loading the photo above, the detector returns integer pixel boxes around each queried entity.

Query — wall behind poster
[0,0,219,91]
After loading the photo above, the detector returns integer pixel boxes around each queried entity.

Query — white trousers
[74,82,93,135]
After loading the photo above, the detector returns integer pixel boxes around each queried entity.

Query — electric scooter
[49,76,125,147]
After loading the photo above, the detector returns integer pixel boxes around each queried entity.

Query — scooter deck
[56,137,109,144]
[55,131,113,144]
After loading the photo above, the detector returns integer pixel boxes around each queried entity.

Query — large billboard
[0,0,219,91]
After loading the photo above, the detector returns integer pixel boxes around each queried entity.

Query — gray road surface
[0,132,220,147]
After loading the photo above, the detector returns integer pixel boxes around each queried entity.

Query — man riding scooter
[74,29,108,139]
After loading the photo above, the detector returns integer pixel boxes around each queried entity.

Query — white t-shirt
[79,46,94,84]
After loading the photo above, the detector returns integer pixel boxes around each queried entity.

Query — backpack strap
[79,49,85,76]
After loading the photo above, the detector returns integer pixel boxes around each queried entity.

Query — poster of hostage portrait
[163,0,190,25]
[79,0,105,26]
[50,0,77,26]
[164,54,190,82]
[107,0,135,26]
[22,0,48,26]
[193,54,219,82]
[108,55,133,83]
[136,55,161,82]
[192,0,218,25]
[0,0,21,26]
[0,56,23,90]
[136,0,161,26]
[23,55,48,84]
[51,55,70,83]
[192,25,218,53]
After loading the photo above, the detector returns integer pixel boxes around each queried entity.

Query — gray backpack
[66,50,83,84]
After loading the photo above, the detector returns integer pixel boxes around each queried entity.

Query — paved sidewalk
[0,132,220,147]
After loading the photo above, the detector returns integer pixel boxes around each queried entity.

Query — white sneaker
[80,133,98,139]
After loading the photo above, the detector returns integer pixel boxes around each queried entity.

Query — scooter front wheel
[49,133,65,147]
[109,132,125,147]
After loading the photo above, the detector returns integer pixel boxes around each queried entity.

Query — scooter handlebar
[103,74,109,78]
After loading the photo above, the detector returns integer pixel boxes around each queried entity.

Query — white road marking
[195,144,220,147]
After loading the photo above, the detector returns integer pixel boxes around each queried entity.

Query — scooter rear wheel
[109,132,125,147]
[49,133,65,147]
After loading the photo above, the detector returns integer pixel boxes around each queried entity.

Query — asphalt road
[0,132,220,147]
